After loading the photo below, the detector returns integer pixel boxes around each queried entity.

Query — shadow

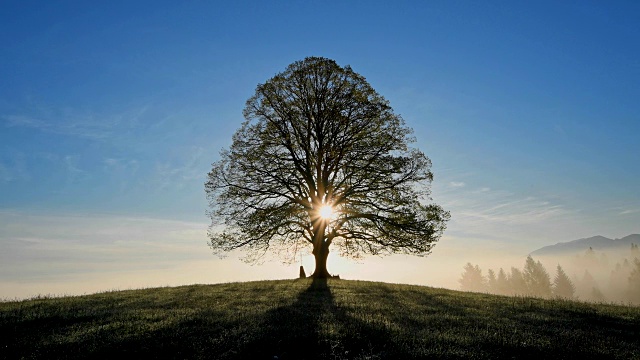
[231,278,412,359]
[4,281,639,359]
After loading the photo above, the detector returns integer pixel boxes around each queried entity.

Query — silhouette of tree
[583,246,598,268]
[631,243,639,256]
[629,258,640,302]
[576,270,599,301]
[608,261,632,302]
[459,263,486,292]
[552,265,575,299]
[523,256,552,298]
[508,267,527,295]
[599,252,609,267]
[496,268,510,295]
[205,57,450,278]
[486,269,497,293]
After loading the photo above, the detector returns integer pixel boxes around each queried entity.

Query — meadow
[1,279,639,359]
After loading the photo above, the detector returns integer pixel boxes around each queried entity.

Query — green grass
[1,279,639,359]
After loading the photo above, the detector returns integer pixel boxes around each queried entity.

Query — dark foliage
[205,57,449,277]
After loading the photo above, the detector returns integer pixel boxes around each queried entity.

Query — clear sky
[1,1,639,299]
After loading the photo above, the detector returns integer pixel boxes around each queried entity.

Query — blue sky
[1,1,639,298]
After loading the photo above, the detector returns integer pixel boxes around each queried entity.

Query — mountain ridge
[530,234,640,256]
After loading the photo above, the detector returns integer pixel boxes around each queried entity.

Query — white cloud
[435,183,585,249]
[102,158,140,180]
[0,210,307,299]
[64,155,90,183]
[154,146,206,189]
[2,106,149,141]
[3,115,50,129]
[619,209,640,215]
[0,211,208,274]
[449,181,466,188]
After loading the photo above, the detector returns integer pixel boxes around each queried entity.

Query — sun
[318,204,334,220]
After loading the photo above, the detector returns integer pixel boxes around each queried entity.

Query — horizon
[1,1,639,299]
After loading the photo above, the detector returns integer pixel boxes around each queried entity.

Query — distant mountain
[530,234,640,256]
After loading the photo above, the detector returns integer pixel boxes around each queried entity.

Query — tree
[508,267,527,295]
[205,57,450,278]
[496,268,510,295]
[459,263,486,292]
[629,258,640,302]
[576,270,598,301]
[582,246,598,268]
[609,262,630,302]
[523,256,552,298]
[631,243,639,256]
[486,269,497,294]
[552,265,575,299]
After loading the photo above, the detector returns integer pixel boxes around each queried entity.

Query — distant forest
[460,244,640,304]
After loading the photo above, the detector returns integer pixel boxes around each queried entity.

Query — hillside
[530,234,640,256]
[1,279,639,359]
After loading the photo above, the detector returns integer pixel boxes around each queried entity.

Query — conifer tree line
[460,243,640,303]
[459,256,575,299]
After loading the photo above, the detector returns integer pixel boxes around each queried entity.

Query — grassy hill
[1,279,639,359]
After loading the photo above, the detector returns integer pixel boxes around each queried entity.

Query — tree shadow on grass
[4,282,639,359]
[361,287,640,359]
[232,278,412,360]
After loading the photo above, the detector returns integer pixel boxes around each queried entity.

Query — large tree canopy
[205,57,449,278]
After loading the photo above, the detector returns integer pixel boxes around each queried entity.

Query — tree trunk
[311,243,331,278]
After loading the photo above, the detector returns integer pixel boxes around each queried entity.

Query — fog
[0,211,524,300]
[535,247,639,303]
[459,245,640,304]
[0,237,521,300]
[2,211,638,303]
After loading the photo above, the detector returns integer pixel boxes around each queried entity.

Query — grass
[1,279,639,359]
